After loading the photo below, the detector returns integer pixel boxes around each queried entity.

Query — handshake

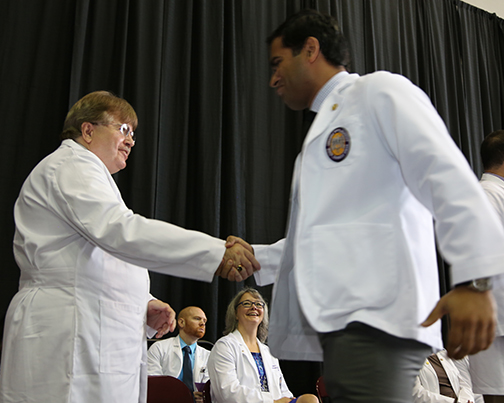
[215,236,260,282]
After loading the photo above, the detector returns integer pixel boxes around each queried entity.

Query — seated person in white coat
[0,91,260,403]
[148,306,210,402]
[208,287,318,403]
[413,349,483,403]
[468,129,504,403]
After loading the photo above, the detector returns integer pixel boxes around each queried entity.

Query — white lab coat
[413,350,478,403]
[467,173,504,393]
[207,330,293,403]
[479,173,504,335]
[147,336,210,385]
[254,71,504,361]
[0,139,225,403]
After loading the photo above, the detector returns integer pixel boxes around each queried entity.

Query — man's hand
[225,235,255,254]
[194,391,203,403]
[147,299,177,338]
[215,236,260,281]
[422,286,496,359]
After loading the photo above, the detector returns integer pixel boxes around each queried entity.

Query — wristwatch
[458,277,493,292]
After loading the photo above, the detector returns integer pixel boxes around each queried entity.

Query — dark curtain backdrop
[1,0,503,396]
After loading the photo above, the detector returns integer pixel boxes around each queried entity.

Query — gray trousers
[319,322,431,403]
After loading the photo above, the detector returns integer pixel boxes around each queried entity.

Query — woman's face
[236,292,265,327]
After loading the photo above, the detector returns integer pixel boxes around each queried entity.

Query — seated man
[413,349,483,403]
[148,306,210,402]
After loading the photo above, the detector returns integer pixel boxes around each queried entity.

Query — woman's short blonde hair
[224,287,269,343]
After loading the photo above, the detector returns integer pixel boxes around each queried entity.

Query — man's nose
[269,72,279,88]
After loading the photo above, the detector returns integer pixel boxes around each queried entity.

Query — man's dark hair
[267,9,350,68]
[481,130,504,171]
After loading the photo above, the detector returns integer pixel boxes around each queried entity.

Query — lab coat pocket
[309,223,398,316]
[99,299,144,374]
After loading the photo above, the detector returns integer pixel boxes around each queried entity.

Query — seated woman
[208,287,318,403]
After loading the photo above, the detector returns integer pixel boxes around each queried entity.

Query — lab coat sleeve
[412,376,455,403]
[253,238,285,286]
[146,327,158,339]
[147,342,166,375]
[366,72,504,284]
[146,295,161,338]
[208,339,274,403]
[51,150,223,282]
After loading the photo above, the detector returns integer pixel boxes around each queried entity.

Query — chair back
[202,379,212,403]
[147,375,194,403]
[316,376,328,402]
[197,340,214,351]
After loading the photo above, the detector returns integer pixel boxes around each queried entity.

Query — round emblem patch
[326,127,351,162]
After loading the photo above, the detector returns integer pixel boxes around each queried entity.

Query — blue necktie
[182,345,194,392]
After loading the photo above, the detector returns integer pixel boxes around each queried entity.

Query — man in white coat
[467,130,504,403]
[0,91,260,403]
[413,349,482,403]
[148,306,211,402]
[229,9,504,402]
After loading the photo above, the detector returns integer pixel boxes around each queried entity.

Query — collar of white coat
[303,72,360,148]
[231,330,266,360]
[482,172,504,184]
[310,70,349,113]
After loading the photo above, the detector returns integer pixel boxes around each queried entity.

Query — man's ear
[80,122,94,144]
[304,36,320,63]
[178,318,185,329]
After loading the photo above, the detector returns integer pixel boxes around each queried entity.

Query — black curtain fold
[1,0,503,396]
[458,1,504,176]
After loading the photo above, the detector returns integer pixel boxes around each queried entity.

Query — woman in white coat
[207,288,318,403]
[0,91,259,403]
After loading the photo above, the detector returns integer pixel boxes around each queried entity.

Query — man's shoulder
[196,343,212,358]
[213,332,240,349]
[149,336,179,351]
[354,71,415,93]
[481,176,504,196]
[481,174,504,188]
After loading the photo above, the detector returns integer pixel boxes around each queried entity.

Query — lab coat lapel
[438,352,460,393]
[232,330,261,384]
[172,337,183,376]
[303,73,360,148]
[193,346,206,382]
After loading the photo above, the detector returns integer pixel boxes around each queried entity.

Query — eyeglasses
[92,122,136,143]
[235,300,265,309]
[116,123,136,142]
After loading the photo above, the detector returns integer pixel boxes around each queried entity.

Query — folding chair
[147,375,194,403]
[316,376,329,403]
[202,379,212,403]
